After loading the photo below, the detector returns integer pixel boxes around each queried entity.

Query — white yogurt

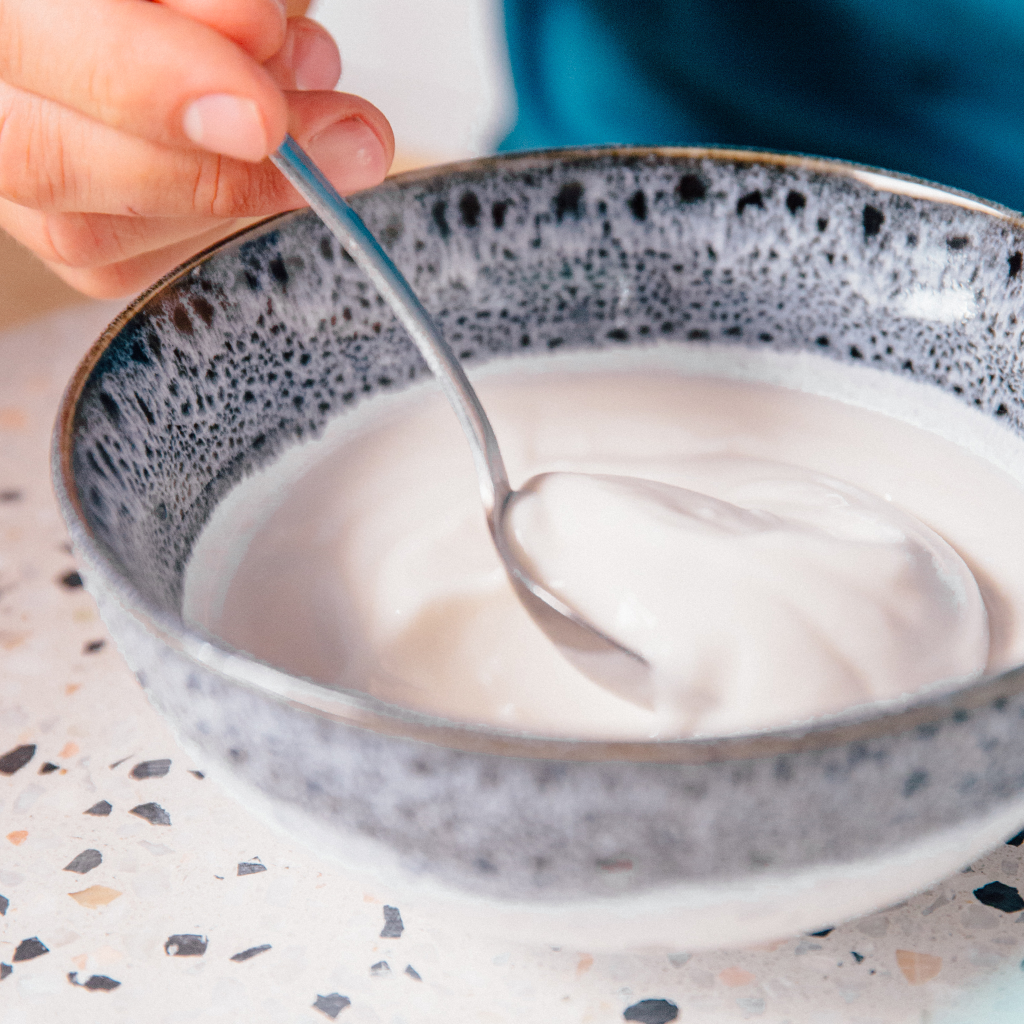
[183,346,1024,739]
[507,462,988,731]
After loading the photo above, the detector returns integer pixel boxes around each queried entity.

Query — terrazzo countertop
[4,303,1024,1024]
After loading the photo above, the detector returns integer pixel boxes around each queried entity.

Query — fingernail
[291,29,342,91]
[183,94,269,162]
[307,119,388,186]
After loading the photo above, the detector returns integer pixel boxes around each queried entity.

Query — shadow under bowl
[53,147,1024,949]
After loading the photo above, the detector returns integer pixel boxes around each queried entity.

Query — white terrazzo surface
[4,304,1024,1023]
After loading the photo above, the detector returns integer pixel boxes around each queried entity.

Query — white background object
[310,0,517,162]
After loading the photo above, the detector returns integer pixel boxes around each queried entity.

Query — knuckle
[190,154,226,216]
[23,216,71,267]
[40,214,106,269]
[191,155,273,218]
[0,89,71,209]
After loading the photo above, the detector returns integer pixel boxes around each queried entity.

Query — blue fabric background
[499,0,1024,211]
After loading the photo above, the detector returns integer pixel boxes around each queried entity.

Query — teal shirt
[499,0,1024,211]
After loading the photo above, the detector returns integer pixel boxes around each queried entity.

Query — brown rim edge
[53,145,1024,764]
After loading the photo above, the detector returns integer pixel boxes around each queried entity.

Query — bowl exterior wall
[89,557,1024,907]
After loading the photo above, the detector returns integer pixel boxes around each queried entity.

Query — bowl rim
[52,144,1024,764]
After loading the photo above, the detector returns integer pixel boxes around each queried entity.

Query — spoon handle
[272,135,650,697]
[270,134,511,513]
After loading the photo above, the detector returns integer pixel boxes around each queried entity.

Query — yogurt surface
[506,462,988,730]
[183,346,1024,738]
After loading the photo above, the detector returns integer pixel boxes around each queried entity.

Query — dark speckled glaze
[53,148,1024,945]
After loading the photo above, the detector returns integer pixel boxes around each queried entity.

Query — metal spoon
[271,135,650,707]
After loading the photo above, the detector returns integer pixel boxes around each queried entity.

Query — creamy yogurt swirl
[506,459,988,733]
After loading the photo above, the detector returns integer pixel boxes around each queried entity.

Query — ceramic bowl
[53,147,1024,950]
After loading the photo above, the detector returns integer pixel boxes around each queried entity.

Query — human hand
[0,0,394,297]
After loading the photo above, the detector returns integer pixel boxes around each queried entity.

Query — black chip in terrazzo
[38,762,59,774]
[84,800,112,816]
[973,881,1024,913]
[189,770,205,779]
[85,975,120,991]
[313,993,351,1019]
[130,758,171,779]
[380,905,404,938]
[370,961,390,976]
[64,849,102,874]
[851,951,865,963]
[109,755,132,769]
[0,894,8,915]
[61,571,83,588]
[130,802,171,825]
[69,971,121,990]
[13,937,48,962]
[0,489,22,502]
[164,934,208,956]
[404,964,421,981]
[810,927,834,937]
[237,860,266,876]
[83,639,105,654]
[1007,830,1024,847]
[0,963,10,981]
[623,999,679,1024]
[0,744,35,775]
[231,944,271,962]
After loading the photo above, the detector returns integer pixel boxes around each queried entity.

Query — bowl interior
[57,147,1024,745]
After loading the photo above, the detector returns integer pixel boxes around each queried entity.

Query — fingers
[0,0,288,160]
[48,221,253,299]
[0,191,254,297]
[0,82,393,217]
[0,0,391,298]
[263,18,342,92]
[0,195,229,269]
[154,0,288,64]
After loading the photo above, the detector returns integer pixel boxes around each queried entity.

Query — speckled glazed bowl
[54,148,1024,950]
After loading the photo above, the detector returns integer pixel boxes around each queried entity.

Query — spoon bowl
[495,480,652,705]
